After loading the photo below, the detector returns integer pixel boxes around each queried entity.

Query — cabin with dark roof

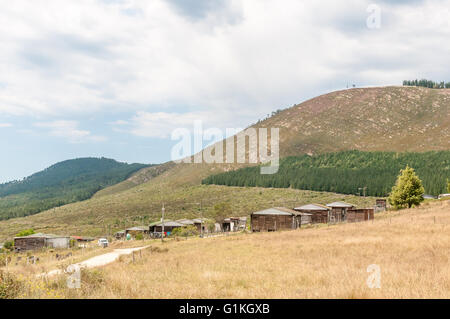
[293,204,331,224]
[326,201,355,223]
[251,207,296,232]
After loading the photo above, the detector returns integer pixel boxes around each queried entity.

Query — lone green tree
[212,202,232,225]
[389,165,425,209]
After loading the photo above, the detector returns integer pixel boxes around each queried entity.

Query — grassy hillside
[259,86,450,156]
[0,86,448,239]
[0,158,148,220]
[203,150,450,196]
[8,200,450,299]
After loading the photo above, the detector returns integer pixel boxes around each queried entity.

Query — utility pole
[161,203,165,243]
[200,200,204,238]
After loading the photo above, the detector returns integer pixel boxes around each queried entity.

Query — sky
[1,0,450,182]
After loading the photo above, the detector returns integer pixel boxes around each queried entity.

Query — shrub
[3,241,13,251]
[135,233,144,240]
[171,225,199,237]
[15,229,35,237]
[0,271,23,299]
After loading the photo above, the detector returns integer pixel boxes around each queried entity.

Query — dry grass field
[3,199,449,299]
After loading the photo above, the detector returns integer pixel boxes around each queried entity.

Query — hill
[256,86,450,157]
[0,158,149,220]
[0,86,448,238]
[203,150,450,196]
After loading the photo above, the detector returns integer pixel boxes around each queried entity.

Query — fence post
[132,251,135,263]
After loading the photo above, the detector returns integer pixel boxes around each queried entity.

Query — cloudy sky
[1,0,449,182]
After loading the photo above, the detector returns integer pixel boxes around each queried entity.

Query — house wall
[329,207,354,223]
[14,237,46,251]
[47,237,70,249]
[154,225,182,233]
[347,209,374,223]
[251,214,294,232]
[295,210,329,224]
[296,215,312,226]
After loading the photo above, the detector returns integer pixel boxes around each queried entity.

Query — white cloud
[0,0,449,126]
[0,123,13,128]
[34,120,106,143]
[123,111,240,138]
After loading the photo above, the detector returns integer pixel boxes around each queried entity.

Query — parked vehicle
[98,238,109,248]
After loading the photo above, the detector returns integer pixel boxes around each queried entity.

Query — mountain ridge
[0,86,449,238]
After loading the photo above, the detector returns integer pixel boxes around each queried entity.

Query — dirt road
[41,246,149,277]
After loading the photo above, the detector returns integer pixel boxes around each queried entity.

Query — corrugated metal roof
[177,219,195,225]
[252,207,295,216]
[126,226,148,231]
[14,233,69,239]
[294,204,330,211]
[191,218,208,223]
[154,221,185,227]
[326,201,355,208]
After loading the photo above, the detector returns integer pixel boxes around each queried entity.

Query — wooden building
[152,221,185,235]
[251,208,296,232]
[14,233,70,251]
[294,204,330,224]
[326,201,355,223]
[222,217,247,232]
[347,208,374,223]
[375,199,387,212]
[192,218,208,233]
[71,236,94,247]
[115,230,126,240]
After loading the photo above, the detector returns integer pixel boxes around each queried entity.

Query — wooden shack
[347,208,374,223]
[375,199,387,212]
[14,233,70,251]
[222,217,247,232]
[192,218,208,233]
[326,201,355,223]
[152,221,184,235]
[294,204,330,224]
[251,208,295,232]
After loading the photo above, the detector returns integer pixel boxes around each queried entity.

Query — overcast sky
[1,0,450,182]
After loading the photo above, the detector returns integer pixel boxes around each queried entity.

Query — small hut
[326,201,355,223]
[71,236,94,247]
[375,199,387,212]
[14,233,70,251]
[115,230,126,240]
[222,217,247,232]
[251,208,296,232]
[152,221,185,236]
[191,218,208,233]
[294,204,330,224]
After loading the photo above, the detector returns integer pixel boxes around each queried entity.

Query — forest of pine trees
[202,151,450,197]
[403,79,450,89]
[0,158,149,220]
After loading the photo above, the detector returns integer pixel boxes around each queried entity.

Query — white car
[98,238,109,248]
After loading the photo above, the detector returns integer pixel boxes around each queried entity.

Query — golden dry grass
[5,200,450,299]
